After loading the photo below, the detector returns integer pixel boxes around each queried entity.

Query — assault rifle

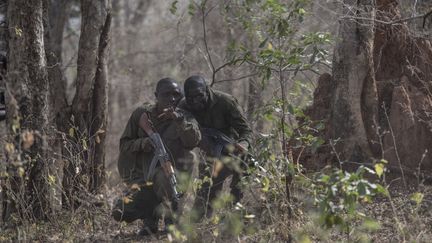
[200,127,247,158]
[139,112,180,205]
[200,128,257,175]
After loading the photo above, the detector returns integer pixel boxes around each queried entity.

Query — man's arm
[119,107,153,153]
[175,109,201,149]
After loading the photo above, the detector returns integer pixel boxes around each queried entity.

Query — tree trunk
[63,0,111,206]
[5,0,51,220]
[0,0,7,223]
[330,0,378,162]
[298,0,432,177]
[43,0,71,211]
[246,76,264,132]
[89,12,111,192]
[45,0,70,125]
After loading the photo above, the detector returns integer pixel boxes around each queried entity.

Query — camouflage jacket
[117,104,201,184]
[178,88,252,145]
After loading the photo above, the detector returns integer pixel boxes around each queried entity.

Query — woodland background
[0,0,432,242]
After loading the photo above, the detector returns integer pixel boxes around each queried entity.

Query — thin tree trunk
[45,0,70,123]
[72,1,109,130]
[0,0,7,223]
[90,12,111,192]
[43,0,71,211]
[5,0,50,219]
[246,77,264,131]
[63,0,111,206]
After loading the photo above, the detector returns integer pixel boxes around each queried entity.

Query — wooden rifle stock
[139,112,180,203]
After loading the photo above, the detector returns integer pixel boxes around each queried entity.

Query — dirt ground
[1,174,432,242]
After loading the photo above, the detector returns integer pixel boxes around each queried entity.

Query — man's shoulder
[213,90,234,101]
[137,102,155,111]
[130,103,154,118]
[212,90,238,108]
[177,99,188,110]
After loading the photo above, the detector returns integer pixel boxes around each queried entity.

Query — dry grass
[1,174,432,242]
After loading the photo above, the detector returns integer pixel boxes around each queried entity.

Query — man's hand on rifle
[235,140,249,154]
[157,107,183,122]
[222,140,248,155]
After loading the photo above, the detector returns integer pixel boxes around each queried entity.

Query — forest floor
[1,175,432,242]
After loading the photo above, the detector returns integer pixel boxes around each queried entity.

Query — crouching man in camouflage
[179,75,253,220]
[112,78,201,235]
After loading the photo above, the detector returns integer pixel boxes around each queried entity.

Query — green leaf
[410,192,424,205]
[375,184,389,196]
[311,137,325,154]
[69,127,75,138]
[298,234,312,243]
[298,8,306,15]
[374,163,385,178]
[82,139,88,150]
[264,112,275,121]
[15,27,23,37]
[287,104,295,114]
[361,218,381,231]
[318,175,330,183]
[169,0,178,15]
[261,176,270,192]
[357,182,367,195]
[269,154,276,161]
[188,2,196,16]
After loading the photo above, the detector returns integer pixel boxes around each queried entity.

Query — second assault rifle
[200,127,247,158]
[200,128,257,176]
[139,112,180,206]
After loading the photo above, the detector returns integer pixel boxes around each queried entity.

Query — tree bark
[63,0,111,206]
[42,0,71,211]
[298,0,432,176]
[72,0,109,130]
[5,0,51,219]
[45,0,70,125]
[90,12,111,192]
[330,0,378,162]
[0,0,7,223]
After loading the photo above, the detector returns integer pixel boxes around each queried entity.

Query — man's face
[155,83,182,110]
[185,86,208,112]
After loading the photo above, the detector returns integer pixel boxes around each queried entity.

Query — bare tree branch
[342,9,432,27]
[214,72,258,84]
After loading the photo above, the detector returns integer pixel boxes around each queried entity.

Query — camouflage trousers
[193,155,246,220]
[112,167,177,223]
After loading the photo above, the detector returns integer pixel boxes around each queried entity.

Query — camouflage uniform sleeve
[227,98,253,145]
[119,107,153,153]
[175,109,201,149]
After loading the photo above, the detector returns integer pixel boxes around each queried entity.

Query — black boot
[138,218,158,236]
[161,217,174,234]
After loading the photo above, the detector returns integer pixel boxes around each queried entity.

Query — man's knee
[153,169,172,199]
[112,198,137,223]
[112,187,159,223]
